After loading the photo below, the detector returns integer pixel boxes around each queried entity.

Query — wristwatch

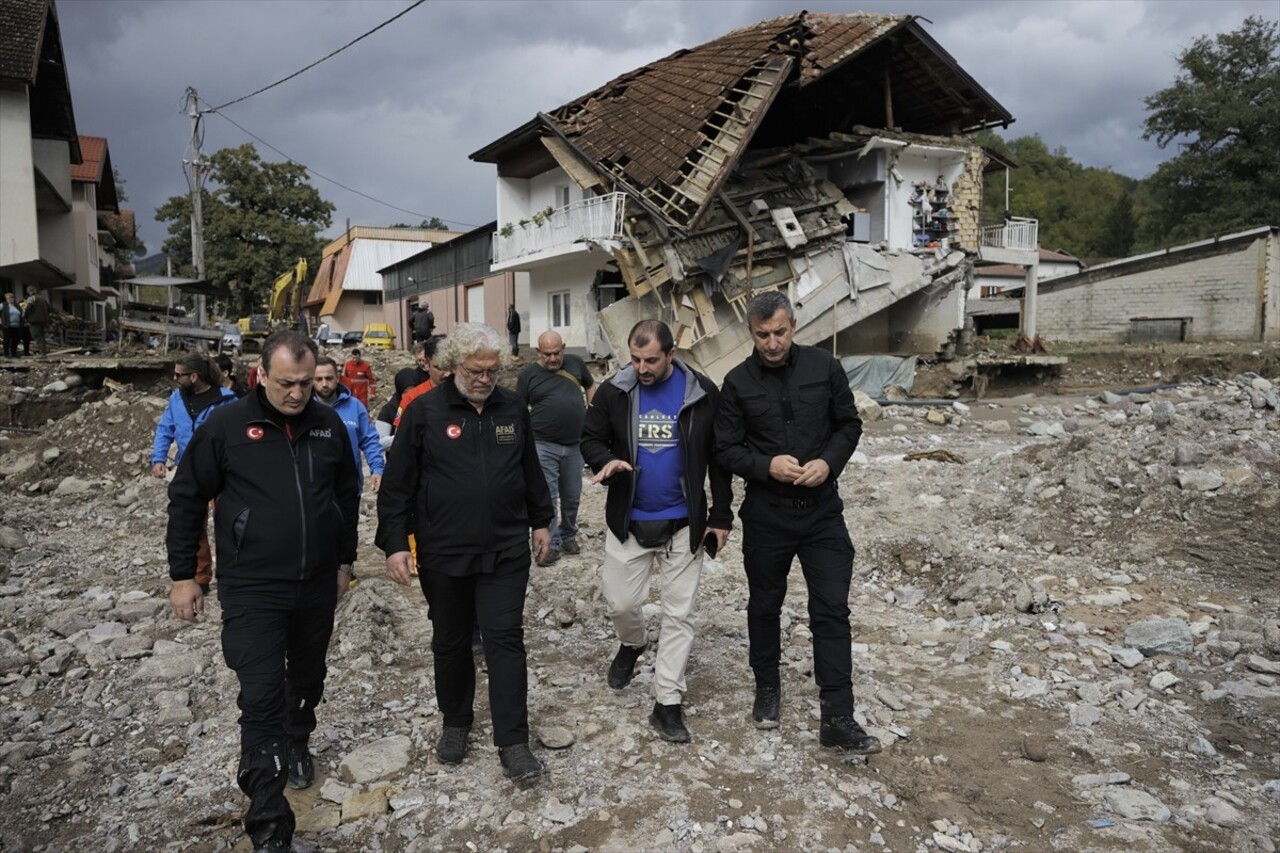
[339,564,355,579]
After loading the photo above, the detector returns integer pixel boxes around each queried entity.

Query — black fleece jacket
[167,388,359,582]
[581,359,733,550]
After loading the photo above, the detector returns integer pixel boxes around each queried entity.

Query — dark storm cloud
[55,0,1277,255]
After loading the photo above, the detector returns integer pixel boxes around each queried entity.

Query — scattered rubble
[0,346,1276,852]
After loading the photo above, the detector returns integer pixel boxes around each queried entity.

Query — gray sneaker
[560,538,580,555]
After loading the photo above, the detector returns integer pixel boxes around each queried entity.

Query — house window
[363,292,382,305]
[556,185,571,209]
[550,290,571,327]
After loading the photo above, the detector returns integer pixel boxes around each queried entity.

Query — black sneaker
[286,742,314,790]
[752,684,781,729]
[649,703,691,743]
[253,840,293,853]
[560,538,581,555]
[436,725,470,765]
[607,643,646,689]
[819,716,883,754]
[499,743,547,789]
[537,549,560,567]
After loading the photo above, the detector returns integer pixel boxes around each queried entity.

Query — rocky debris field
[0,346,1278,853]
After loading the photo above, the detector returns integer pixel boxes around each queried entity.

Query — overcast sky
[57,0,1277,256]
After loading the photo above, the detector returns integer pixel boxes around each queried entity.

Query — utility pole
[184,87,207,327]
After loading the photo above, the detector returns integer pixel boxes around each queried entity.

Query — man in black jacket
[581,319,732,743]
[377,322,554,788]
[714,291,881,756]
[167,331,359,853]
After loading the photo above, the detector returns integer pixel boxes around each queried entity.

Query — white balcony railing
[980,216,1039,252]
[493,192,627,265]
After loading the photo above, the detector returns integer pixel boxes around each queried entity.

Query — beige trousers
[602,527,704,705]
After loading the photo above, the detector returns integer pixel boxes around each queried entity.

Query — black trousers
[739,486,856,717]
[219,574,337,844]
[2,328,20,357]
[418,548,531,746]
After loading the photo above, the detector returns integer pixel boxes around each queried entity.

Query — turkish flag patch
[246,426,265,441]
[446,424,462,439]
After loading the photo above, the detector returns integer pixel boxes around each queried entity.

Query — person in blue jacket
[313,355,384,494]
[151,353,237,588]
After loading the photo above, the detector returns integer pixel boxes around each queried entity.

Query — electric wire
[207,107,480,230]
[209,0,428,112]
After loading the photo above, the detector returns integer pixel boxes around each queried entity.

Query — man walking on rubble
[151,354,237,590]
[166,330,359,853]
[515,329,595,565]
[714,290,881,756]
[581,319,732,743]
[377,323,553,789]
[313,354,385,495]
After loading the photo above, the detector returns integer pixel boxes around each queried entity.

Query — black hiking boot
[649,703,691,743]
[436,725,470,765]
[286,742,314,790]
[752,684,781,730]
[607,643,646,689]
[819,715,883,754]
[499,743,547,789]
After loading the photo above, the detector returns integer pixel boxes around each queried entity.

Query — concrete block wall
[1037,237,1270,342]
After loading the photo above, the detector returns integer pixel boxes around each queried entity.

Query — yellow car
[361,323,395,351]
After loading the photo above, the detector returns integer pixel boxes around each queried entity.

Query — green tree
[1140,16,1280,245]
[156,143,334,315]
[107,168,146,264]
[389,217,449,229]
[1096,191,1136,258]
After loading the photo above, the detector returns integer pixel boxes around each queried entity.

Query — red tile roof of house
[71,135,107,182]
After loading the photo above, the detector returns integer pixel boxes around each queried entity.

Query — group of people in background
[1,287,51,358]
[156,290,879,853]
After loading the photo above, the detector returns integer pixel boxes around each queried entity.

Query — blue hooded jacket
[151,386,238,466]
[321,383,385,492]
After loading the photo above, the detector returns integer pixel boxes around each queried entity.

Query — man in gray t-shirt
[516,330,595,564]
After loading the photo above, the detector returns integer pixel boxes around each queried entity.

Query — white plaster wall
[885,150,967,251]
[527,251,611,355]
[0,86,38,267]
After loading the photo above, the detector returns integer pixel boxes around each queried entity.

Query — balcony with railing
[492,192,627,270]
[978,216,1039,264]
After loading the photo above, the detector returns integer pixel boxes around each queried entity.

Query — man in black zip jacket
[580,319,732,743]
[714,291,881,757]
[377,322,554,789]
[167,331,359,853]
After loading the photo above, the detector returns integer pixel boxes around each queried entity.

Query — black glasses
[459,365,499,380]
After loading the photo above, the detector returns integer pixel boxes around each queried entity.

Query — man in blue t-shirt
[581,320,732,743]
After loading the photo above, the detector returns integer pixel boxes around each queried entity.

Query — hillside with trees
[978,16,1278,262]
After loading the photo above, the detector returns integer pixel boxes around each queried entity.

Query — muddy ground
[0,341,1277,853]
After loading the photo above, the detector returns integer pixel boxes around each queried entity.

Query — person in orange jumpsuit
[341,348,377,409]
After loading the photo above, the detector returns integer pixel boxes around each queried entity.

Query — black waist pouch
[629,518,688,548]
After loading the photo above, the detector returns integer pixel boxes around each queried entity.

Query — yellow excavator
[237,258,308,353]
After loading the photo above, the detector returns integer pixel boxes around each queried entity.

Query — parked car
[362,323,395,351]
[341,330,363,348]
[221,325,243,353]
[320,331,343,348]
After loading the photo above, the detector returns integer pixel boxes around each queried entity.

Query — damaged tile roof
[70,135,107,183]
[474,11,1011,233]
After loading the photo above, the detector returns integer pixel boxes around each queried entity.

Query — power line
[210,0,428,112]
[207,108,481,230]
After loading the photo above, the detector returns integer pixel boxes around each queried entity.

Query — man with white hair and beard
[376,323,554,788]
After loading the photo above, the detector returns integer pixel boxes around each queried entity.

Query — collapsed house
[471,11,1018,381]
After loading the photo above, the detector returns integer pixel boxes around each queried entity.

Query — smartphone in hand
[703,531,718,559]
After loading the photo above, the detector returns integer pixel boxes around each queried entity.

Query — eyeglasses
[459,365,499,380]
[172,371,192,379]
